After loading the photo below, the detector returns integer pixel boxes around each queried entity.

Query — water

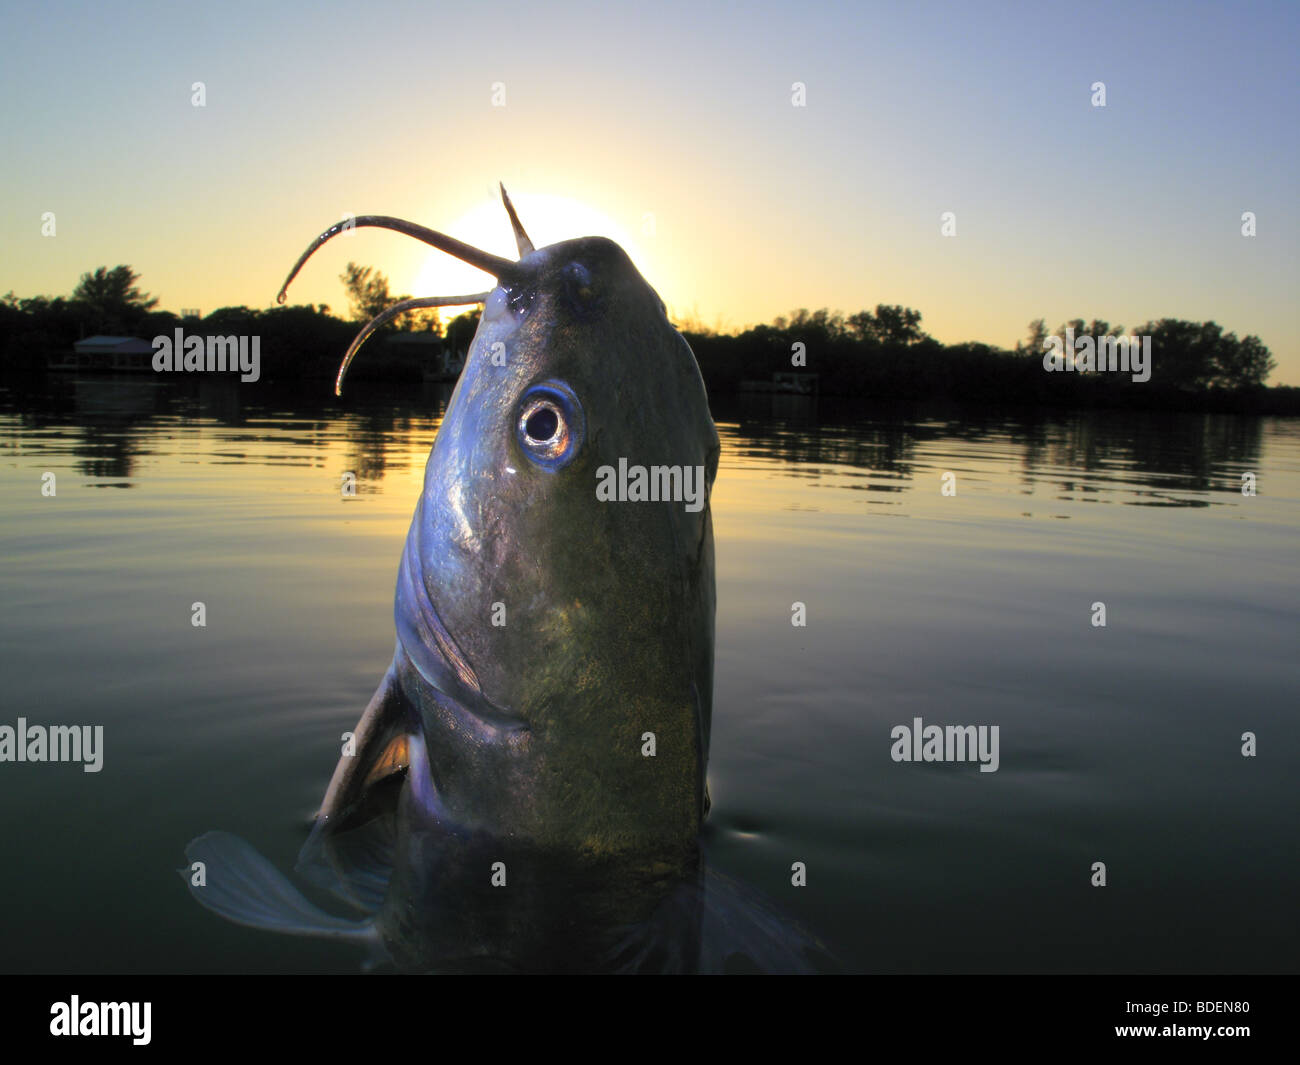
[1,374,1296,973]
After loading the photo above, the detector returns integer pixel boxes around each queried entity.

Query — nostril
[564,262,591,285]
[563,262,597,311]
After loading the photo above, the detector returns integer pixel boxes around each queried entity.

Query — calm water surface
[1,375,1296,972]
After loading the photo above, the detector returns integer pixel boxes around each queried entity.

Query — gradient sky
[2,1,1297,381]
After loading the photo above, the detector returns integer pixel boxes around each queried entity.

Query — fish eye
[515,381,584,470]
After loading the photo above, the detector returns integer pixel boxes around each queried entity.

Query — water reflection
[0,377,1272,511]
[714,394,1268,508]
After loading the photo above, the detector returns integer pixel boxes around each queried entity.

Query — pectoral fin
[315,656,419,832]
[290,656,422,911]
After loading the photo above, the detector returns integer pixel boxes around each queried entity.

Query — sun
[410,192,650,318]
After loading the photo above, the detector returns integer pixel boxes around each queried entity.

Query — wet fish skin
[319,235,719,866]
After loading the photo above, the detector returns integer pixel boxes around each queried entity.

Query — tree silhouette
[442,309,481,354]
[71,266,158,333]
[1136,318,1276,391]
[1219,333,1276,389]
[341,262,403,322]
[1014,318,1049,357]
[340,262,440,334]
[72,265,158,313]
[850,305,926,346]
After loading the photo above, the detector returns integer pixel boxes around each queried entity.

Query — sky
[2,0,1297,381]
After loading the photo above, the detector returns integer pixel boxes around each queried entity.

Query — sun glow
[410,192,653,319]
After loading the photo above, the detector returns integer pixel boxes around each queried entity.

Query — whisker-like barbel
[335,293,489,396]
[275,212,518,393]
[276,215,517,305]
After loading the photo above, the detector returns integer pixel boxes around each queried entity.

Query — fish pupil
[525,406,560,443]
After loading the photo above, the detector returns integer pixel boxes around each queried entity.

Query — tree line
[2,265,1293,412]
[0,264,478,385]
[681,307,1291,412]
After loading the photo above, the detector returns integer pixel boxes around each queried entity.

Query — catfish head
[280,187,720,868]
